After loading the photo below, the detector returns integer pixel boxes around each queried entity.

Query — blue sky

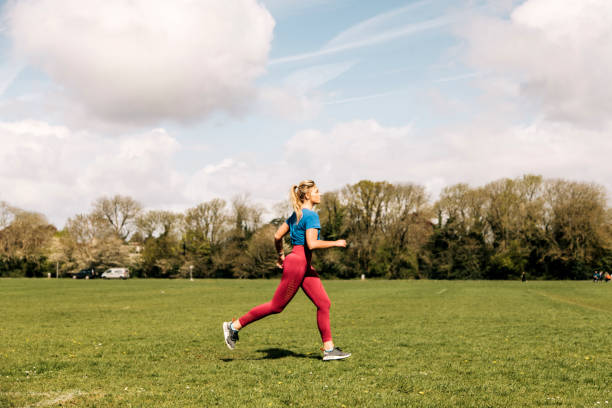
[175,0,479,163]
[1,0,611,227]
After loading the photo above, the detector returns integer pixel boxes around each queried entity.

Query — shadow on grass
[220,348,320,362]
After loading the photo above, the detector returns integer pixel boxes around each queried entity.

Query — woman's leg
[301,273,332,345]
[236,255,306,328]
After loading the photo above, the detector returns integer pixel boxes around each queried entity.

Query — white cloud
[0,120,184,226]
[460,0,612,127]
[186,118,612,207]
[434,119,612,191]
[2,117,611,227]
[3,0,274,124]
[184,120,422,208]
[284,120,417,186]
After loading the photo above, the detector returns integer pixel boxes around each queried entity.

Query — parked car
[101,268,130,279]
[72,268,96,279]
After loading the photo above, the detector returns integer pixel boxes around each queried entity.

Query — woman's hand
[274,223,289,268]
[335,239,347,248]
[276,252,285,269]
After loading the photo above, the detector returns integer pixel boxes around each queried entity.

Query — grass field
[0,279,611,407]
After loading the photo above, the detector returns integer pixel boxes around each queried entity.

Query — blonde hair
[290,180,316,222]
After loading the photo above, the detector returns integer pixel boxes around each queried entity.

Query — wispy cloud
[282,60,357,93]
[432,72,482,83]
[0,59,24,95]
[260,0,331,18]
[324,90,400,105]
[256,60,357,120]
[270,0,459,66]
[322,72,481,105]
[326,0,431,47]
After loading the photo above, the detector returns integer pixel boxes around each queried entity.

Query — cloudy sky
[1,0,610,227]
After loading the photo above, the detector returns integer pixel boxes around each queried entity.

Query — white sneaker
[323,347,351,361]
[223,321,239,350]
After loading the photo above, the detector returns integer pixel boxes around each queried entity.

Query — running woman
[223,180,351,361]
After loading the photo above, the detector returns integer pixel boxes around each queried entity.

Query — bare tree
[230,195,262,240]
[383,183,432,249]
[136,210,183,240]
[93,195,142,240]
[65,213,131,270]
[183,199,227,247]
[343,180,393,234]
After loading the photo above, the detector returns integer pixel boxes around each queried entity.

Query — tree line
[1,175,611,279]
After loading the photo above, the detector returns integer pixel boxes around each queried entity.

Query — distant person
[222,180,351,361]
[521,272,526,282]
[593,271,600,282]
[605,272,611,283]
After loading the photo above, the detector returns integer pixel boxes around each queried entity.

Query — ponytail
[290,184,302,222]
[289,180,316,223]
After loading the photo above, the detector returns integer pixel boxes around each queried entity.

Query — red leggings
[238,245,332,342]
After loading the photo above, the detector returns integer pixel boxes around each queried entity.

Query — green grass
[0,279,611,407]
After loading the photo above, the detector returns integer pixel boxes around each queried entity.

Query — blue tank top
[285,208,321,245]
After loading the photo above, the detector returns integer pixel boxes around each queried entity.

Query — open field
[0,279,611,407]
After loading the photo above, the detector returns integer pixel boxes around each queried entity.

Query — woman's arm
[274,223,290,267]
[306,228,346,251]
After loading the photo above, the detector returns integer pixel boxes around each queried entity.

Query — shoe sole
[222,322,235,350]
[323,353,351,361]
